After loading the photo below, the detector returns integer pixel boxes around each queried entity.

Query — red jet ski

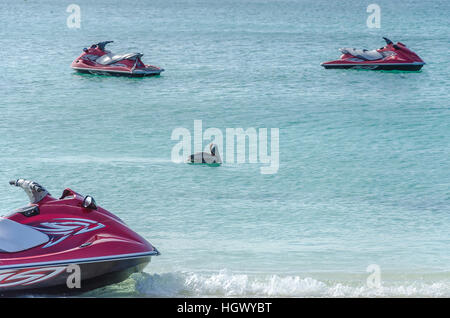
[321,37,425,71]
[71,41,164,77]
[0,179,159,295]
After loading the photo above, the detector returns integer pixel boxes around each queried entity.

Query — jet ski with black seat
[71,41,164,77]
[0,179,159,295]
[187,144,222,165]
[321,37,425,71]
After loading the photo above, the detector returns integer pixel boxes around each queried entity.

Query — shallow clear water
[1,0,449,297]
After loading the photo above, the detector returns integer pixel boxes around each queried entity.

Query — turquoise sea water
[1,0,449,297]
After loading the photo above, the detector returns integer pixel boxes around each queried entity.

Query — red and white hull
[72,64,164,77]
[321,61,425,71]
[0,253,155,295]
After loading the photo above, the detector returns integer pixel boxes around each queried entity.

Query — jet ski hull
[72,66,164,77]
[0,254,153,296]
[321,62,425,71]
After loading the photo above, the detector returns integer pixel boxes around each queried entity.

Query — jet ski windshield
[383,37,393,45]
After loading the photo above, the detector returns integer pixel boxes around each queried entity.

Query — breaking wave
[132,270,450,298]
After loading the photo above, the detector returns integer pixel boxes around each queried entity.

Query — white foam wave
[133,270,450,297]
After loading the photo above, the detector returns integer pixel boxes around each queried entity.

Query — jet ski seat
[0,217,49,253]
[96,53,143,65]
[340,48,384,61]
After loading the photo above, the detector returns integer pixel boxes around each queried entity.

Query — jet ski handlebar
[95,41,114,51]
[9,179,50,204]
[383,37,393,45]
